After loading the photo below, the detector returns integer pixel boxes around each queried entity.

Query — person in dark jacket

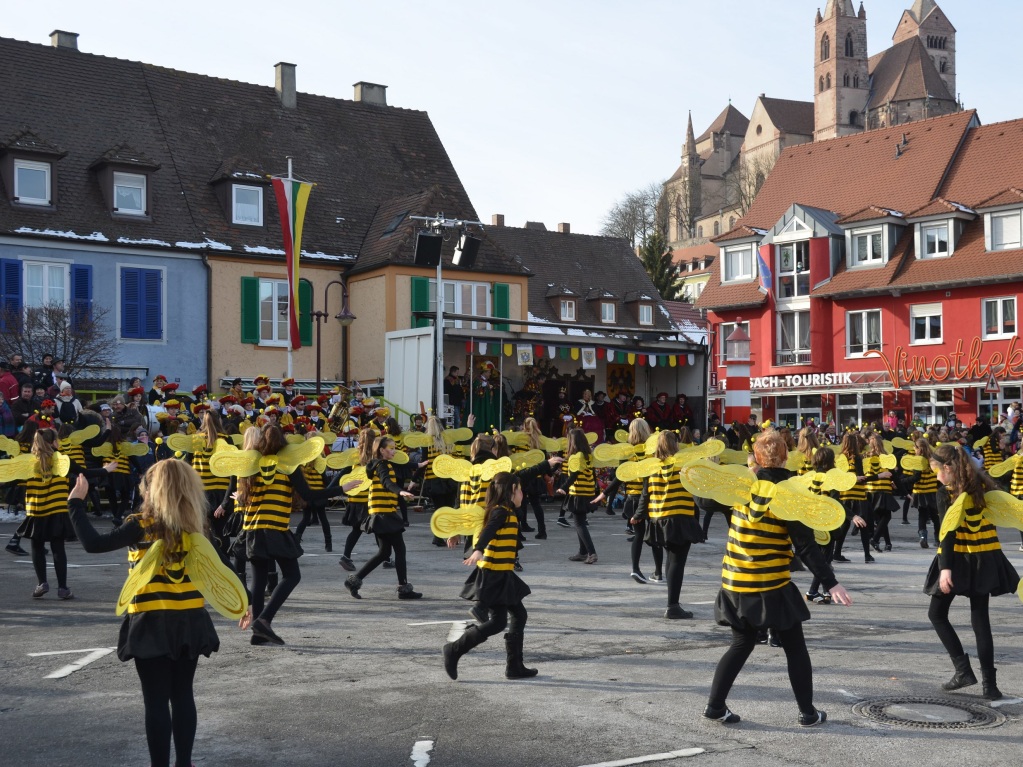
[0,390,16,437]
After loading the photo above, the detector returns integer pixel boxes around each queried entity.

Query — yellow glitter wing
[878,454,897,470]
[973,436,989,450]
[643,433,660,455]
[402,432,433,449]
[499,431,528,449]
[615,456,661,483]
[91,443,113,458]
[835,454,850,473]
[166,433,204,454]
[118,441,151,458]
[52,452,71,478]
[68,424,100,445]
[0,435,19,457]
[229,434,244,447]
[568,453,590,473]
[275,437,325,474]
[116,539,164,616]
[673,439,725,468]
[313,457,327,474]
[980,491,1023,531]
[538,435,562,453]
[938,492,968,543]
[344,466,372,494]
[554,437,569,453]
[891,437,916,451]
[767,479,846,532]
[585,431,599,445]
[0,454,39,482]
[785,451,808,472]
[430,505,485,539]
[883,439,894,454]
[511,449,546,471]
[389,450,410,465]
[719,448,750,465]
[814,529,831,546]
[432,454,472,482]
[679,462,753,507]
[900,454,928,472]
[820,467,857,493]
[614,429,629,444]
[182,532,249,620]
[593,442,625,463]
[988,454,1021,478]
[325,447,360,470]
[209,449,261,478]
[285,434,305,444]
[442,427,473,446]
[478,456,513,482]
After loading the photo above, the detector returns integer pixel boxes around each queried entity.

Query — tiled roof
[670,242,717,269]
[905,198,974,219]
[890,225,1023,290]
[759,97,815,136]
[976,188,1023,210]
[694,268,766,312]
[1,128,66,157]
[836,205,906,224]
[867,36,954,108]
[712,225,767,243]
[812,228,914,298]
[696,105,749,144]
[934,119,1023,208]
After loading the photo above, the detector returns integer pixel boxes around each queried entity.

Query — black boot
[504,632,538,679]
[982,667,1002,700]
[943,653,978,691]
[443,625,485,680]
[324,536,332,552]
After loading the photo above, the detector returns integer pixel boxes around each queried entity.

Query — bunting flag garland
[270,177,313,350]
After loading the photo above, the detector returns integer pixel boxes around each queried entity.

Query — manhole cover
[853,697,1005,729]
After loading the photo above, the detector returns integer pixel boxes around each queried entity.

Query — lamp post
[309,278,356,394]
[723,320,751,426]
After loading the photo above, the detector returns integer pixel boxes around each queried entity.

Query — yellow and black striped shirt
[797,455,813,476]
[476,504,519,572]
[644,460,695,519]
[1010,458,1023,499]
[26,471,70,518]
[864,456,893,493]
[128,547,205,614]
[124,512,157,569]
[368,460,400,516]
[345,464,370,503]
[423,445,444,481]
[838,455,867,502]
[982,440,1002,471]
[940,496,1003,560]
[568,456,596,498]
[460,471,491,508]
[59,439,85,470]
[192,437,230,493]
[721,499,794,594]
[912,466,938,496]
[242,473,294,532]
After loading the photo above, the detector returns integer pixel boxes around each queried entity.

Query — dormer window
[852,228,883,265]
[600,302,615,323]
[113,172,146,216]
[14,159,51,205]
[560,299,576,321]
[232,184,264,226]
[988,210,1021,251]
[638,304,653,326]
[89,145,160,220]
[921,222,949,258]
[723,245,753,282]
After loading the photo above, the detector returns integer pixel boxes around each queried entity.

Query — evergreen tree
[639,231,682,301]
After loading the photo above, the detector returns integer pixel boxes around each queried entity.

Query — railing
[775,350,812,366]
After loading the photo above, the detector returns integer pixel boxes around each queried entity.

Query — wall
[348,272,388,382]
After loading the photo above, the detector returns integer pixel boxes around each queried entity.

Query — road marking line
[578,747,705,766]
[406,620,473,642]
[836,688,862,701]
[15,562,122,568]
[411,739,433,766]
[28,647,117,679]
[689,601,715,605]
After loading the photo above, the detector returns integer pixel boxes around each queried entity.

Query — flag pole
[286,157,294,378]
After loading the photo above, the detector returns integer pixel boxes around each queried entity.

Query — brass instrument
[327,384,353,433]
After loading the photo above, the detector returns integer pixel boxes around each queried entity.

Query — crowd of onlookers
[0,354,86,436]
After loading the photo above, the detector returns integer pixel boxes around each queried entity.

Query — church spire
[684,111,697,157]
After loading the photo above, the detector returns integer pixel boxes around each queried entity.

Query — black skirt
[245,528,303,561]
[922,549,1020,598]
[715,582,811,632]
[460,566,531,608]
[362,511,404,535]
[644,513,704,547]
[117,608,220,662]
[566,494,596,515]
[17,512,76,542]
[342,501,367,527]
[622,494,640,521]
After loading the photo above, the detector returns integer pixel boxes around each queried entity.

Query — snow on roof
[15,227,109,242]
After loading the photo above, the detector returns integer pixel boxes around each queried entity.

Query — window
[910,303,942,344]
[852,228,883,265]
[113,172,146,215]
[713,221,720,236]
[777,310,810,365]
[232,185,263,226]
[239,276,311,347]
[921,222,949,258]
[978,385,1022,425]
[843,72,850,87]
[729,216,735,229]
[600,302,615,323]
[120,267,163,340]
[14,159,50,205]
[723,246,753,281]
[989,211,1022,251]
[845,32,854,57]
[24,261,68,308]
[776,241,810,298]
[853,74,860,88]
[821,33,830,61]
[819,76,825,93]
[429,279,492,329]
[826,73,831,90]
[847,310,881,356]
[259,279,290,345]
[560,299,576,321]
[775,394,822,430]
[638,304,653,325]
[912,389,954,427]
[697,225,703,238]
[983,297,1016,339]
[838,392,883,429]
[718,320,749,363]
[693,281,705,298]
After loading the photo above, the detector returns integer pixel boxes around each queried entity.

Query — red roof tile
[835,205,906,224]
[694,268,766,311]
[936,119,1023,206]
[890,225,1023,289]
[976,188,1023,209]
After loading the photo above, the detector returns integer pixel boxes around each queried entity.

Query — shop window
[911,389,954,428]
[775,394,822,430]
[838,392,883,430]
[847,309,881,356]
[910,303,942,344]
[982,297,1016,339]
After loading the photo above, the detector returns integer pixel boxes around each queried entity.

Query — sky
[5,1,1019,237]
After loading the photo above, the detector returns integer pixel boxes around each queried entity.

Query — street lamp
[309,278,356,394]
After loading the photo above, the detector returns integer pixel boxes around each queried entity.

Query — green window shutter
[411,275,430,329]
[493,282,510,331]
[299,279,313,347]
[240,277,260,344]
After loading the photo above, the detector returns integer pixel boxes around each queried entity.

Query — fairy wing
[275,437,325,474]
[229,434,244,447]
[719,448,750,465]
[209,449,261,478]
[325,447,360,470]
[585,431,599,445]
[285,434,305,444]
[442,427,474,446]
[511,449,546,471]
[973,436,990,450]
[430,505,485,539]
[891,437,916,451]
[500,431,529,449]
[835,454,850,473]
[643,434,660,456]
[820,468,857,493]
[52,452,71,478]
[878,454,897,470]
[0,454,40,483]
[593,442,626,464]
[767,479,846,532]
[785,451,808,472]
[988,454,1021,479]
[92,443,113,459]
[403,432,433,449]
[981,491,1023,531]
[938,492,969,543]
[615,456,661,483]
[390,450,410,465]
[116,540,164,616]
[478,456,513,482]
[432,454,472,482]
[182,532,248,620]
[883,439,894,455]
[344,466,372,494]
[614,429,629,444]
[0,435,19,457]
[673,439,725,468]
[313,456,327,474]
[567,452,588,473]
[69,424,101,445]
[680,462,754,507]
[166,433,202,454]
[538,435,562,453]
[900,454,927,473]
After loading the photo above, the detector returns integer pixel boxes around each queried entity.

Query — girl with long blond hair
[194,409,231,555]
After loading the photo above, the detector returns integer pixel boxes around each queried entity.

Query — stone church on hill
[667,0,961,254]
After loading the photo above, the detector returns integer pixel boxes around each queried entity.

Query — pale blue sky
[6,1,1016,236]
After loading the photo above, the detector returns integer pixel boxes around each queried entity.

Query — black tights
[928,593,994,671]
[520,492,546,534]
[872,505,892,547]
[477,602,528,639]
[356,531,407,584]
[835,516,872,557]
[134,655,199,767]
[106,473,130,521]
[250,557,300,625]
[31,536,67,588]
[918,505,939,543]
[343,525,363,558]
[629,519,663,574]
[708,622,815,714]
[664,542,691,605]
[296,504,331,541]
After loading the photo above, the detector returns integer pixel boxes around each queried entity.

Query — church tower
[892,0,957,100]
[814,0,870,140]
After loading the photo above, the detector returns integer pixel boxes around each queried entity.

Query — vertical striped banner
[271,177,313,350]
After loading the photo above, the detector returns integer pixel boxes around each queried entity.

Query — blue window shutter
[70,264,93,333]
[122,268,141,338]
[0,259,22,332]
[142,269,162,340]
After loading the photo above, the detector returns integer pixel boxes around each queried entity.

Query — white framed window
[988,211,1022,251]
[693,281,705,298]
[837,392,883,429]
[113,172,146,215]
[723,246,753,282]
[776,241,810,298]
[910,302,942,344]
[232,184,263,226]
[983,297,1016,339]
[638,304,653,325]
[912,389,954,427]
[259,278,290,346]
[428,279,491,329]
[24,261,70,309]
[14,159,51,205]
[600,302,615,323]
[851,228,883,266]
[775,394,822,431]
[718,320,749,363]
[847,309,882,356]
[560,299,576,321]
[777,310,811,365]
[920,222,949,258]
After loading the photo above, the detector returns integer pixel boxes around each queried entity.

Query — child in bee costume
[681,430,853,727]
[924,444,1022,700]
[67,461,249,767]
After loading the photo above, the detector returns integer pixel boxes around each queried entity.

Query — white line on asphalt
[836,688,863,701]
[28,647,117,678]
[15,561,122,568]
[988,696,1023,707]
[410,739,433,766]
[689,601,715,605]
[406,620,473,642]
[577,747,705,767]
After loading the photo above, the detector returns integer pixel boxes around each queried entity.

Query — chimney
[50,30,79,50]
[275,62,297,109]
[557,222,571,234]
[491,214,505,227]
[353,82,387,106]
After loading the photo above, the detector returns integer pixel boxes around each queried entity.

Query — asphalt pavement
[2,505,1022,767]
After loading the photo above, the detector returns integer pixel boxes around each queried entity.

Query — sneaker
[568,554,587,562]
[901,520,911,525]
[57,587,74,600]
[871,542,883,553]
[768,629,781,647]
[251,619,285,645]
[821,592,833,604]
[631,571,648,584]
[864,555,875,563]
[649,571,663,582]
[664,604,693,619]
[798,709,827,727]
[397,584,422,600]
[514,561,524,572]
[884,544,892,552]
[339,556,356,571]
[584,554,598,564]
[556,518,570,528]
[6,544,28,556]
[805,591,822,603]
[469,604,488,623]
[833,554,850,563]
[32,582,49,599]
[382,559,395,569]
[919,535,929,549]
[704,705,740,724]
[534,532,547,540]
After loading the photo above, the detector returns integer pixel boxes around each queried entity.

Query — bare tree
[723,151,777,216]
[0,303,115,379]
[600,182,667,248]
[664,175,701,244]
